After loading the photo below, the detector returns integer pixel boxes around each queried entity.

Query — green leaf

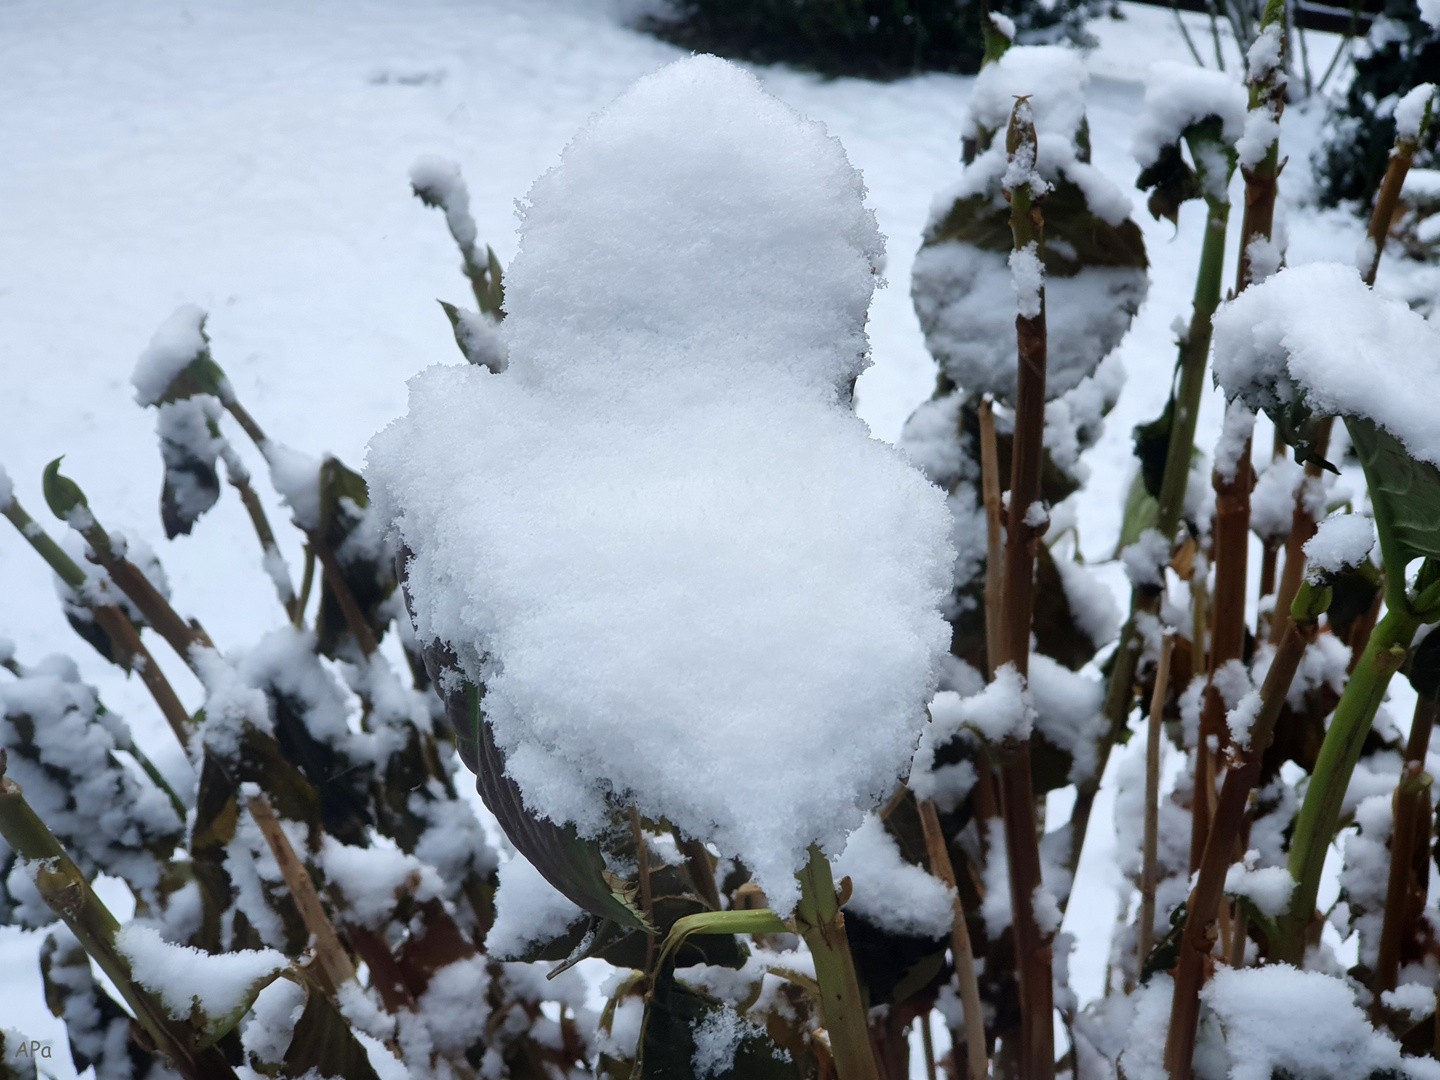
[42,457,87,521]
[655,909,789,974]
[1347,416,1440,568]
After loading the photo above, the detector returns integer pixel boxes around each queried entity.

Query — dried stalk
[246,790,356,995]
[1139,633,1176,967]
[918,798,990,1080]
[1165,598,1321,1079]
[997,98,1054,1080]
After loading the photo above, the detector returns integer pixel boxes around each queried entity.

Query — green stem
[794,845,880,1080]
[1156,194,1231,540]
[3,498,86,589]
[1276,605,1420,962]
[0,762,238,1079]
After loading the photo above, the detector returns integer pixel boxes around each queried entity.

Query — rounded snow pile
[368,56,955,915]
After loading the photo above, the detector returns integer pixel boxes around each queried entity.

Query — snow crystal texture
[368,56,954,916]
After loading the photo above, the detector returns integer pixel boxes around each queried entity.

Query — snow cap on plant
[914,45,1148,405]
[368,55,955,916]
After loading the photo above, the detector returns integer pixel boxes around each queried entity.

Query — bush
[1315,0,1440,207]
[639,0,1097,79]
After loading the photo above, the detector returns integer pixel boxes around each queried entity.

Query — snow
[1394,84,1437,142]
[1251,457,1303,541]
[1223,860,1294,916]
[1225,688,1263,752]
[1213,262,1440,466]
[408,155,478,255]
[691,1007,771,1078]
[1383,984,1437,1022]
[130,304,211,407]
[1213,398,1255,484]
[1121,528,1171,589]
[484,853,583,961]
[368,55,953,915]
[1130,62,1247,169]
[0,0,1392,1064]
[450,306,508,373]
[929,663,1034,745]
[115,921,285,1022]
[832,813,954,939]
[260,440,323,532]
[962,45,1089,145]
[1423,0,1440,30]
[1201,965,1433,1080]
[1304,513,1376,581]
[1010,241,1044,318]
[989,12,1017,41]
[318,835,445,930]
[1246,24,1285,84]
[0,464,12,512]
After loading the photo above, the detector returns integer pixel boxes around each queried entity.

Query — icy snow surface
[0,0,1372,1066]
[368,56,954,915]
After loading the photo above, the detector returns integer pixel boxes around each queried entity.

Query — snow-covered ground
[0,0,1393,1071]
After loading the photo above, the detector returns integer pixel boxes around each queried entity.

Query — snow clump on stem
[367,55,955,916]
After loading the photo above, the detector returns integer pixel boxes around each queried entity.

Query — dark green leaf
[1348,417,1440,568]
[282,981,382,1080]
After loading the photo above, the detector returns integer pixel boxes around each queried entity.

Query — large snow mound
[367,55,955,916]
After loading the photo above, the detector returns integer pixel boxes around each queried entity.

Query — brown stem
[920,1012,938,1080]
[245,791,355,995]
[311,536,379,658]
[918,798,990,1080]
[75,516,214,664]
[995,101,1055,1079]
[227,466,297,619]
[979,396,1004,677]
[1361,137,1421,288]
[1348,587,1385,674]
[1372,696,1437,1010]
[1139,634,1176,967]
[92,606,193,746]
[1165,615,1316,1080]
[294,544,316,629]
[1191,447,1254,872]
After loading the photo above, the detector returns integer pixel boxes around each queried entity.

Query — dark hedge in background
[1315,0,1439,208]
[640,0,1099,79]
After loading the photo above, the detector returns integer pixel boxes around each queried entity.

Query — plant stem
[979,396,1004,677]
[1191,442,1253,871]
[1372,695,1436,1009]
[1067,181,1233,894]
[224,457,297,620]
[1165,610,1317,1079]
[794,845,881,1080]
[1276,605,1420,963]
[1139,633,1175,968]
[1156,193,1232,542]
[246,791,355,996]
[3,498,194,746]
[0,754,238,1080]
[918,798,990,1080]
[999,100,1054,1080]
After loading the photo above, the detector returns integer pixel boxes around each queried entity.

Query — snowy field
[0,0,1392,1071]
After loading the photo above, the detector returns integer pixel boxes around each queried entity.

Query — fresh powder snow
[368,55,954,916]
[115,922,286,1022]
[1212,261,1440,465]
[1130,61,1248,171]
[1304,513,1376,581]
